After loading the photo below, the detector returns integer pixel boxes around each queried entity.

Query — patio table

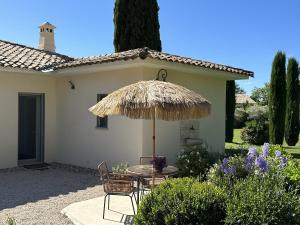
[126,164,178,206]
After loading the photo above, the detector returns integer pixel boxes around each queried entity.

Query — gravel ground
[0,167,104,225]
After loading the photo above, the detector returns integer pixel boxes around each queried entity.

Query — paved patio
[62,196,135,225]
[0,166,102,225]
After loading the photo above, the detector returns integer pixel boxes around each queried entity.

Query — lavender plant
[208,143,290,187]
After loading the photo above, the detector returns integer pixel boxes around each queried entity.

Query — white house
[0,22,253,169]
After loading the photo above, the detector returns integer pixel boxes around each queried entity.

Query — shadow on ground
[0,167,99,210]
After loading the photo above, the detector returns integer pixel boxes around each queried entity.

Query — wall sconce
[156,69,168,81]
[69,81,75,90]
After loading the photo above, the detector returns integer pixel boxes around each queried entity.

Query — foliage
[134,178,226,225]
[240,100,269,145]
[250,83,270,106]
[209,144,300,224]
[284,158,300,184]
[207,155,248,189]
[176,143,218,178]
[285,58,300,146]
[234,108,248,128]
[225,147,248,157]
[113,0,161,52]
[269,51,286,144]
[112,162,129,174]
[246,105,268,121]
[226,80,236,142]
[241,119,269,145]
[235,83,245,94]
[224,174,300,225]
[208,144,290,187]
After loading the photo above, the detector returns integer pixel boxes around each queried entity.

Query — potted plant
[151,156,167,173]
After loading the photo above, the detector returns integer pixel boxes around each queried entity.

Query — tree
[235,83,246,94]
[285,58,299,146]
[251,83,270,106]
[269,51,286,145]
[113,0,162,52]
[226,80,236,142]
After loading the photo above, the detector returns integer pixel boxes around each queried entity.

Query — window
[96,94,108,128]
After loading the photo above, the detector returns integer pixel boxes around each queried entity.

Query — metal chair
[98,161,136,219]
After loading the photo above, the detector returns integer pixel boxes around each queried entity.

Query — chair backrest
[140,156,153,165]
[98,161,110,184]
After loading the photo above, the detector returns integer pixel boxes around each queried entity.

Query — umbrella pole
[152,110,156,159]
[152,109,156,189]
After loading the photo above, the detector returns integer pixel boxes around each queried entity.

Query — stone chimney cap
[39,22,56,29]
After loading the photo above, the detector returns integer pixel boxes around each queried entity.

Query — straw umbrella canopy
[89,80,211,159]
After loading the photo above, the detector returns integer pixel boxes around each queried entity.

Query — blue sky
[1,0,299,94]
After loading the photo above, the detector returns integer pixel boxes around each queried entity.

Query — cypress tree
[269,51,286,144]
[285,58,299,146]
[225,80,236,142]
[113,0,162,52]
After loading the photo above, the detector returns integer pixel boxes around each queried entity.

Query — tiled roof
[0,40,73,71]
[48,48,253,76]
[0,40,253,76]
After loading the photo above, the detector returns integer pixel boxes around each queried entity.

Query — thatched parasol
[236,93,256,104]
[89,80,211,160]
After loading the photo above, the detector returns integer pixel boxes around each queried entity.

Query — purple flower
[245,147,257,172]
[248,147,257,158]
[255,156,270,174]
[229,165,237,176]
[275,150,282,158]
[220,158,229,174]
[281,157,288,167]
[262,143,269,158]
[245,155,254,172]
[220,158,236,176]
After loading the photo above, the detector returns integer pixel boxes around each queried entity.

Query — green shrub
[234,108,248,128]
[225,174,300,225]
[225,147,248,157]
[208,144,292,189]
[176,143,218,178]
[246,105,268,121]
[284,158,300,191]
[134,178,226,225]
[241,119,269,145]
[207,155,248,189]
[285,159,300,182]
[240,105,269,145]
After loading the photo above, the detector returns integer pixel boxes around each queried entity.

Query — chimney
[38,22,56,52]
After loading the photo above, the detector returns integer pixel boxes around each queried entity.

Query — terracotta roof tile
[0,40,253,76]
[48,48,253,76]
[0,40,73,71]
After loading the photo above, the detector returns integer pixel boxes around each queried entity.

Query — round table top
[126,164,178,177]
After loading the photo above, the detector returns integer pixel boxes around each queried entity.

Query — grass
[225,129,300,160]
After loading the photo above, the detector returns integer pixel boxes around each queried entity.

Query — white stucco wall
[55,68,144,169]
[0,71,57,169]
